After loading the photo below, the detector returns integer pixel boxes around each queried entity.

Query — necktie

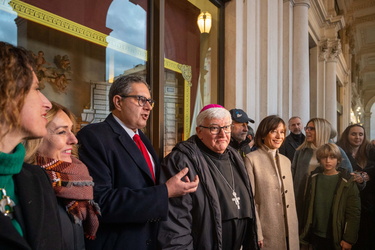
[133,134,155,181]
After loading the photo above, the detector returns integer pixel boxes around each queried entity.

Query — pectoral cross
[232,191,241,209]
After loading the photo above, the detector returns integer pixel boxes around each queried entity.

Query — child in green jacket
[300,143,361,250]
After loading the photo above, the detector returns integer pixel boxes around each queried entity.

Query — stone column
[292,0,310,123]
[364,111,372,139]
[320,39,342,134]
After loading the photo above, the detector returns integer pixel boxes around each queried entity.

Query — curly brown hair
[0,42,36,139]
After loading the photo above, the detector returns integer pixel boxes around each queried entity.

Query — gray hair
[247,125,255,137]
[196,107,231,128]
[288,116,301,122]
[108,75,150,111]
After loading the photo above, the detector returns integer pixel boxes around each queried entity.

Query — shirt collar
[112,113,138,138]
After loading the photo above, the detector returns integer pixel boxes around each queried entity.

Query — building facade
[224,0,375,140]
[0,0,374,156]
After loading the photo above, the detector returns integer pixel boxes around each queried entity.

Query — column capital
[319,39,342,61]
[293,0,310,8]
[364,111,372,118]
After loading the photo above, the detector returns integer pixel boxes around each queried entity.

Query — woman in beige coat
[245,115,299,250]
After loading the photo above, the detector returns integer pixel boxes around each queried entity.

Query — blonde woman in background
[24,101,100,250]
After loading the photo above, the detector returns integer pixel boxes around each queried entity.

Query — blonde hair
[316,143,342,164]
[24,101,78,164]
[297,118,334,150]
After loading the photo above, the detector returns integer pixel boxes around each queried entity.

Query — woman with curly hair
[0,41,63,249]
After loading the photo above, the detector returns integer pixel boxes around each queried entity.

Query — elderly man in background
[279,116,305,162]
[247,125,257,152]
[229,109,255,158]
[158,104,258,250]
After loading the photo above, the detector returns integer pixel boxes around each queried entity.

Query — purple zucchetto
[199,104,225,113]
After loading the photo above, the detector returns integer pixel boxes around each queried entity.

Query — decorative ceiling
[341,0,375,109]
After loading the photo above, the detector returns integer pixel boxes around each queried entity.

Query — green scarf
[0,143,25,236]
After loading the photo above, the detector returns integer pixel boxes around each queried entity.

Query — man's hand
[165,168,199,198]
[258,240,264,248]
[340,240,352,250]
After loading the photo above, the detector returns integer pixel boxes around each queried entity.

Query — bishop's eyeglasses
[199,125,232,135]
[120,95,155,108]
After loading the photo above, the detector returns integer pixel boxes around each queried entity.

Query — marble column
[321,39,342,134]
[292,0,310,124]
[364,111,372,139]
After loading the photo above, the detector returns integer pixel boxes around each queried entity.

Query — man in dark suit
[77,75,199,250]
[279,116,305,162]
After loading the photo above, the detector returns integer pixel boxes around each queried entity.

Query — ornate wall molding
[106,36,147,61]
[9,0,108,47]
[177,64,192,86]
[164,59,192,139]
[351,1,375,11]
[319,39,342,61]
[352,14,375,25]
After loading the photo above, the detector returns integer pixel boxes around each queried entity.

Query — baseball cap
[229,109,255,123]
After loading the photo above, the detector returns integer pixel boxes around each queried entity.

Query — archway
[365,96,375,140]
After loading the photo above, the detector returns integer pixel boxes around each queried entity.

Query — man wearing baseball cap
[229,109,255,158]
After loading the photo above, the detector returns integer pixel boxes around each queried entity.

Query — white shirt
[112,114,155,172]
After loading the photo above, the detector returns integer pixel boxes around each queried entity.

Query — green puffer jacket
[300,167,361,249]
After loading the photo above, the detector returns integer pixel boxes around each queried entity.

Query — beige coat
[245,147,299,250]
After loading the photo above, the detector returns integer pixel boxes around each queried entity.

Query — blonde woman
[292,118,352,230]
[24,102,100,250]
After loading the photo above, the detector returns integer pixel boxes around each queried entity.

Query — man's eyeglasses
[199,125,232,135]
[304,126,315,131]
[120,95,155,108]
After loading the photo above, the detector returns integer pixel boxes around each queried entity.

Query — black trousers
[311,234,334,250]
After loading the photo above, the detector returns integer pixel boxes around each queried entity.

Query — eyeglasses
[304,126,315,131]
[199,125,232,135]
[120,95,155,108]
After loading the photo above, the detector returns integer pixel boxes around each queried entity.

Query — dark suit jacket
[77,114,168,250]
[0,163,63,250]
[279,133,305,163]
